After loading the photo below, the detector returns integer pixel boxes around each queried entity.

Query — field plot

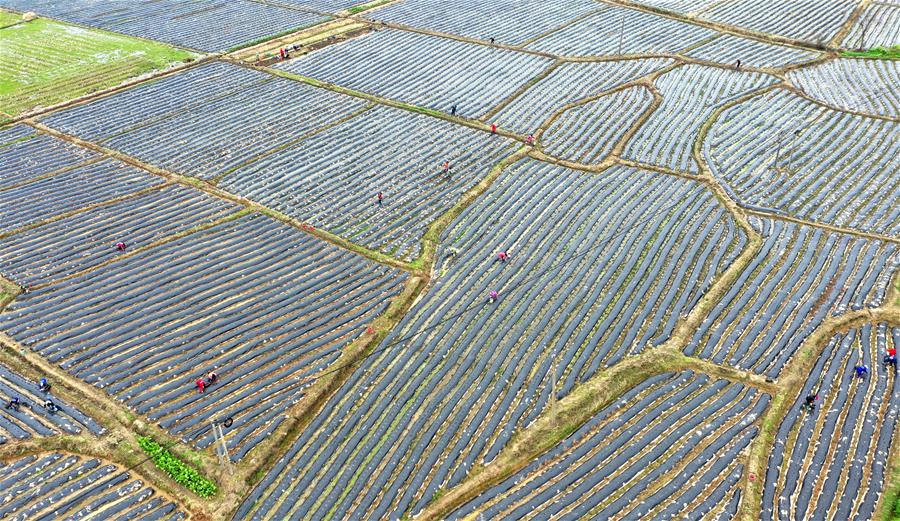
[370,0,600,45]
[235,160,748,520]
[0,452,184,519]
[622,64,776,173]
[685,34,819,69]
[0,16,193,117]
[525,5,716,57]
[276,29,554,118]
[0,125,98,189]
[762,324,900,521]
[788,59,900,118]
[451,371,769,520]
[0,214,407,460]
[0,0,327,52]
[0,363,105,442]
[492,58,673,135]
[541,86,654,164]
[268,0,364,10]
[221,105,516,260]
[699,0,857,44]
[41,61,368,180]
[844,3,900,49]
[0,185,239,285]
[0,158,163,234]
[685,217,899,378]
[705,89,900,236]
[625,0,722,13]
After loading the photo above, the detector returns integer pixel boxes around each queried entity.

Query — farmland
[0,1,898,521]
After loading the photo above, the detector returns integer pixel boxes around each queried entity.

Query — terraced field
[699,0,858,43]
[763,324,900,520]
[706,89,900,236]
[0,214,407,459]
[0,453,185,519]
[788,59,900,118]
[844,3,900,49]
[685,34,819,69]
[451,371,769,520]
[235,161,748,520]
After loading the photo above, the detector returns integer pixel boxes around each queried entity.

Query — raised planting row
[685,34,819,69]
[0,0,327,52]
[0,16,194,117]
[524,4,716,57]
[705,89,900,236]
[685,217,899,378]
[0,452,184,519]
[220,105,516,260]
[235,160,747,520]
[492,58,673,135]
[276,28,554,118]
[41,61,369,180]
[788,58,900,119]
[698,0,857,44]
[762,324,900,521]
[451,371,769,520]
[540,85,654,164]
[0,184,239,285]
[0,124,98,189]
[0,362,105,442]
[0,214,407,459]
[622,64,776,173]
[369,0,601,46]
[0,157,163,234]
[843,2,900,49]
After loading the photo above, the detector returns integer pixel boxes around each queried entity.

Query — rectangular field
[0,214,407,460]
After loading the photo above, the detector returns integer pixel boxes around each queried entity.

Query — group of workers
[804,346,898,413]
[195,371,219,393]
[5,377,58,414]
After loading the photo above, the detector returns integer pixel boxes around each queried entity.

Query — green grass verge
[0,17,196,116]
[346,0,393,14]
[0,9,22,27]
[842,46,900,59]
[138,436,217,498]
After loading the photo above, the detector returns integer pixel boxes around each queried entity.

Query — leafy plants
[138,436,218,498]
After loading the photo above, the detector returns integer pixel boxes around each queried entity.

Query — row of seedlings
[762,324,900,520]
[0,363,105,443]
[234,160,749,520]
[276,29,555,118]
[788,59,900,119]
[0,128,164,234]
[41,61,370,181]
[843,3,900,49]
[0,0,327,52]
[0,184,240,285]
[685,217,899,378]
[220,105,517,260]
[621,64,776,173]
[451,371,769,520]
[705,89,900,236]
[685,34,820,69]
[698,0,858,44]
[0,124,99,190]
[540,85,655,164]
[492,58,673,135]
[0,214,408,459]
[524,5,716,57]
[369,0,601,46]
[0,453,184,519]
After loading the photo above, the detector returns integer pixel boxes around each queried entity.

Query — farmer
[488,290,499,303]
[38,377,51,393]
[280,47,286,60]
[42,399,57,413]
[115,242,127,252]
[443,161,451,175]
[854,364,868,380]
[885,354,898,371]
[207,371,218,385]
[735,59,741,70]
[196,378,206,393]
[490,123,497,134]
[5,397,19,412]
[525,134,535,145]
[802,394,817,412]
[889,347,897,357]
[377,191,384,206]
[497,251,508,262]
[489,37,495,45]
[450,104,457,116]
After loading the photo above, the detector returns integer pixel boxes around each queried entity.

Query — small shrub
[138,436,217,498]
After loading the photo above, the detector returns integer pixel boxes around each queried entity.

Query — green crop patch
[0,15,196,116]
[138,436,218,498]
[842,45,900,60]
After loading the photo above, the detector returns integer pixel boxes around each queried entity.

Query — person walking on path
[450,105,457,116]
[491,123,497,134]
[526,134,535,145]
